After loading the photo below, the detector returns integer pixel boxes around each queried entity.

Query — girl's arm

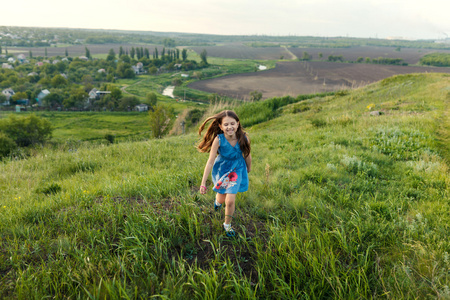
[200,136,219,194]
[245,154,252,173]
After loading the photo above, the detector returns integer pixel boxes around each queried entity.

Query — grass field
[0,73,449,298]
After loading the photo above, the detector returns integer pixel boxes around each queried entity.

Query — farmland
[288,45,450,64]
[190,43,294,60]
[8,44,167,58]
[188,61,450,100]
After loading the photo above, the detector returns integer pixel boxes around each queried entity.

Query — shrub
[105,134,115,144]
[37,183,62,195]
[0,114,53,147]
[0,132,17,158]
[310,118,327,128]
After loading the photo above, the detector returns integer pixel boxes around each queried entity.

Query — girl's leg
[216,193,226,206]
[224,193,236,225]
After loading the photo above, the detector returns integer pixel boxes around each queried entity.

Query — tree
[149,66,158,75]
[172,78,182,86]
[43,92,62,108]
[146,92,157,107]
[130,47,135,59]
[63,88,88,109]
[0,114,53,147]
[356,57,364,63]
[29,50,33,58]
[249,90,263,101]
[154,47,158,59]
[200,49,208,65]
[12,92,28,102]
[106,49,116,61]
[145,48,150,59]
[163,38,175,48]
[148,105,173,138]
[120,54,131,64]
[109,86,122,100]
[0,132,17,158]
[116,62,135,79]
[182,49,187,61]
[318,52,323,59]
[0,94,7,104]
[51,74,68,88]
[301,51,311,61]
[85,47,91,59]
[65,48,68,57]
[118,96,140,111]
[119,46,124,57]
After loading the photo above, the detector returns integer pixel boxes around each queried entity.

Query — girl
[198,110,252,237]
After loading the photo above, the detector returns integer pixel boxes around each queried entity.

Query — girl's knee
[225,194,236,205]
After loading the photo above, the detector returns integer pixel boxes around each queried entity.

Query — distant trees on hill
[420,53,450,67]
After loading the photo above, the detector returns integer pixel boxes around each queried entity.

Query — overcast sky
[1,0,449,40]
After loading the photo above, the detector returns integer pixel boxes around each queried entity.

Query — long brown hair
[197,110,251,157]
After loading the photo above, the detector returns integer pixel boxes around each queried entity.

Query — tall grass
[1,73,449,299]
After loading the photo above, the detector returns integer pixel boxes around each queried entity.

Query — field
[190,43,295,60]
[8,43,165,57]
[188,61,450,100]
[190,43,450,63]
[0,111,152,143]
[288,45,450,64]
[1,73,449,298]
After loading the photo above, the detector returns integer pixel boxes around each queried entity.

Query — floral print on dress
[215,171,238,190]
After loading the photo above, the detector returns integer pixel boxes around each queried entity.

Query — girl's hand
[200,185,207,194]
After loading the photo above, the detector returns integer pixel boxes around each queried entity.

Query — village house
[2,63,13,69]
[17,54,27,63]
[36,89,50,106]
[88,88,111,100]
[132,62,146,75]
[135,103,149,112]
[1,88,14,105]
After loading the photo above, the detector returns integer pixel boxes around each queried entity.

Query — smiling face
[219,116,239,138]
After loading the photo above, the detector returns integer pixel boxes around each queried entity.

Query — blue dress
[212,134,249,194]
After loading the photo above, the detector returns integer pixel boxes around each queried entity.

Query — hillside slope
[0,73,449,299]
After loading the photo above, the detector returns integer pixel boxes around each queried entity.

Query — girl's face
[219,116,239,138]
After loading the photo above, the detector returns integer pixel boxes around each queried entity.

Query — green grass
[1,73,449,298]
[0,111,152,143]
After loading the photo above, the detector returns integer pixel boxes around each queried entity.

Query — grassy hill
[0,73,449,299]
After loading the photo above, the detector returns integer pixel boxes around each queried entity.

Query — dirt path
[120,79,145,96]
[282,46,297,60]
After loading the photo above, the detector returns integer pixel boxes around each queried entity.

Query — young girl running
[197,110,252,237]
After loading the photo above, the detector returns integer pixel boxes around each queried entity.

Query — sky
[1,0,449,40]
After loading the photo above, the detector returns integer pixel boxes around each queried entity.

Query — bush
[0,132,17,158]
[105,134,115,144]
[0,114,53,147]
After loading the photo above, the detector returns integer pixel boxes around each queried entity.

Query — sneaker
[224,227,236,237]
[214,200,222,211]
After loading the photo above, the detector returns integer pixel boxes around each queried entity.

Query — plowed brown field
[188,61,450,100]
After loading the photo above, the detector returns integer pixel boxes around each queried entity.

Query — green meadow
[0,73,449,298]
